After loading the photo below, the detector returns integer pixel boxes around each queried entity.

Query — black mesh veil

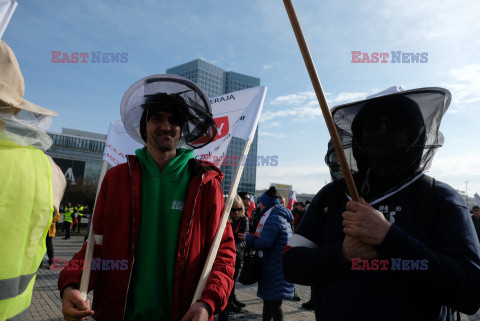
[120,74,217,149]
[325,87,451,189]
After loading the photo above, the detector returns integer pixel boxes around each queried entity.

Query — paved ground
[30,235,480,320]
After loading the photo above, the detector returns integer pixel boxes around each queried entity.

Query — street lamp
[465,181,469,205]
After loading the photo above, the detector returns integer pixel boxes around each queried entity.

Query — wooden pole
[79,160,108,301]
[283,0,360,201]
[191,139,253,305]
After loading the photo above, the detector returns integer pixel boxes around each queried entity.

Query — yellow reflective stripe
[0,274,35,300]
[6,307,28,321]
[64,211,74,223]
[0,275,35,321]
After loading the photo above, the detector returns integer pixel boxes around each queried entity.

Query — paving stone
[28,236,480,320]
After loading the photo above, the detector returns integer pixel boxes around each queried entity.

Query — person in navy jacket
[283,87,480,321]
[241,186,294,321]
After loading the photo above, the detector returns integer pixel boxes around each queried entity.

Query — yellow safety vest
[64,211,74,223]
[0,139,53,320]
[74,206,84,216]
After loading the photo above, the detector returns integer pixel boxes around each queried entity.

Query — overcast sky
[3,0,479,197]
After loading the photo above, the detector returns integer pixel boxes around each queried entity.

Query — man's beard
[149,130,178,152]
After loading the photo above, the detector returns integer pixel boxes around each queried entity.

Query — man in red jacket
[58,74,236,321]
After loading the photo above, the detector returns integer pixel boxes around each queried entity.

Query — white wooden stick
[79,160,108,301]
[191,139,253,305]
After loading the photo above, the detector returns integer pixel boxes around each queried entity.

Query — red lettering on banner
[107,145,126,159]
[106,153,120,166]
[192,116,230,146]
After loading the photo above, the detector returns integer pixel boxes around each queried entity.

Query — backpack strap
[411,175,462,321]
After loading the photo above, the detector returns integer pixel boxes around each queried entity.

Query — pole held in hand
[283,0,360,201]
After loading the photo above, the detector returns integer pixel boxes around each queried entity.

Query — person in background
[240,186,294,321]
[75,203,84,234]
[219,195,249,320]
[292,202,305,229]
[61,202,72,232]
[46,210,61,269]
[62,205,74,240]
[277,195,302,302]
[238,191,252,219]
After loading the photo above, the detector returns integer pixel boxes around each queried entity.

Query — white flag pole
[79,159,108,301]
[191,138,253,305]
[0,0,17,39]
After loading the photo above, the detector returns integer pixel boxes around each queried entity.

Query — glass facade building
[46,128,106,187]
[167,59,260,195]
[167,59,225,98]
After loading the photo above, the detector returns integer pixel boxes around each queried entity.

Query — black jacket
[283,178,480,321]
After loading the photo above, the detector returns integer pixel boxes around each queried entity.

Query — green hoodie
[125,147,193,321]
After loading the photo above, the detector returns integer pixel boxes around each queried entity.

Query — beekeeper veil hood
[325,86,451,200]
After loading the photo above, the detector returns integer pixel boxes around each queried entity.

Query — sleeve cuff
[198,299,214,317]
[59,282,79,299]
[377,224,414,258]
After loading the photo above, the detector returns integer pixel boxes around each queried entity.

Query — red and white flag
[287,190,296,211]
[247,194,256,218]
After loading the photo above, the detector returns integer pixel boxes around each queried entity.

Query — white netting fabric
[325,87,451,198]
[0,106,53,151]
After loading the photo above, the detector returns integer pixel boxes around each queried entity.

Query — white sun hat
[0,40,56,116]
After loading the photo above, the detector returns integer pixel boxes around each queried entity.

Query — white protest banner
[190,86,266,304]
[102,120,143,167]
[194,86,266,166]
[0,0,17,39]
[475,193,480,207]
[101,86,267,167]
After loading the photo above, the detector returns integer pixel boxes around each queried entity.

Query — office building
[167,59,260,195]
[46,128,106,205]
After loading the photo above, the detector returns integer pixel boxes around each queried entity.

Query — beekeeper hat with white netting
[325,86,451,192]
[120,74,217,149]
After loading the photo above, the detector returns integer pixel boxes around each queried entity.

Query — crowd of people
[59,202,88,240]
[43,202,88,270]
[2,38,480,321]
